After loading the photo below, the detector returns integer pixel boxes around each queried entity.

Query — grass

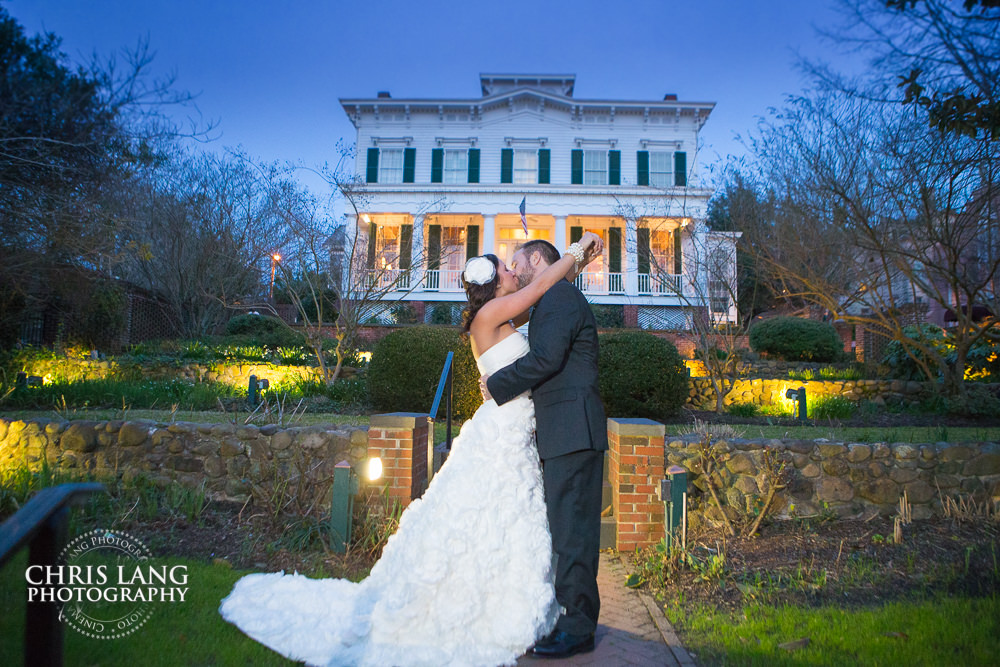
[666,595,1000,666]
[0,551,295,666]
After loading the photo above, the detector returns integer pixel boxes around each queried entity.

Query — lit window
[583,150,607,185]
[378,149,404,184]
[513,150,537,184]
[443,150,468,184]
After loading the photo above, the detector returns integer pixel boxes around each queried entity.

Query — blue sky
[6,0,867,192]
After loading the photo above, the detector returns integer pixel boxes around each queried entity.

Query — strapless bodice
[476,333,530,375]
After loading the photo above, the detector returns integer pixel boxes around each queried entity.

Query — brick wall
[607,418,667,551]
[366,413,432,505]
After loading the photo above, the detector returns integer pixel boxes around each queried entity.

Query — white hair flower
[463,256,496,285]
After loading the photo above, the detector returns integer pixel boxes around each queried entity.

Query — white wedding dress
[220,333,560,666]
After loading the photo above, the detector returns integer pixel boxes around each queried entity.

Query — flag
[519,197,528,236]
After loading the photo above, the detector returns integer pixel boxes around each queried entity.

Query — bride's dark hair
[461,254,501,335]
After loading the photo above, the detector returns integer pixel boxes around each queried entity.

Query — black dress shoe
[528,630,595,658]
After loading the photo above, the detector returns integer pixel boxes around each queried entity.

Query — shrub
[726,402,759,417]
[598,332,688,420]
[590,304,624,328]
[810,395,856,420]
[367,326,479,420]
[223,314,304,347]
[749,317,843,362]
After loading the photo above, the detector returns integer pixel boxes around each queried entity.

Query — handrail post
[445,360,453,450]
[26,507,69,667]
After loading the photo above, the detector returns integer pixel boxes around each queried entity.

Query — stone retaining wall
[0,417,369,509]
[688,377,936,410]
[664,435,1000,534]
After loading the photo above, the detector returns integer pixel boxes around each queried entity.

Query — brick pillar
[624,304,639,328]
[607,417,666,551]
[367,413,432,506]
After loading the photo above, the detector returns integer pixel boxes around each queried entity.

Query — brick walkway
[516,551,694,667]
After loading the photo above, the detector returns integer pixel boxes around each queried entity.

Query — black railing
[429,351,454,451]
[0,482,106,667]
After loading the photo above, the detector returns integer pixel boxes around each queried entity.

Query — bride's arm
[476,233,602,330]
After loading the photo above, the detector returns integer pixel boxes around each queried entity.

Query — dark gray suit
[487,279,607,636]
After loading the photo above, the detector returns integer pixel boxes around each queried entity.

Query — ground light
[329,458,383,553]
[657,466,688,548]
[785,386,808,422]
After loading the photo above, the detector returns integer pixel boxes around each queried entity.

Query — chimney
[663,94,677,101]
[377,91,392,98]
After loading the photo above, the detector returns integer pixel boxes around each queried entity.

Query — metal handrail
[429,351,454,450]
[0,482,106,666]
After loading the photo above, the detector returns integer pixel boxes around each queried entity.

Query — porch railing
[575,271,624,294]
[364,269,411,291]
[423,269,463,292]
[638,273,683,296]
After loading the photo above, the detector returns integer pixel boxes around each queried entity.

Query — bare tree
[742,86,1000,397]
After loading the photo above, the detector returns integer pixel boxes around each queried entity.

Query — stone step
[600,516,616,549]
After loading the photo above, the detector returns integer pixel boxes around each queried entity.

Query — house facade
[339,73,737,328]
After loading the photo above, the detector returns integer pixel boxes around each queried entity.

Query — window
[709,279,730,313]
[583,150,607,185]
[649,152,673,188]
[650,229,676,274]
[378,149,404,184]
[443,150,468,184]
[440,226,466,271]
[513,150,538,184]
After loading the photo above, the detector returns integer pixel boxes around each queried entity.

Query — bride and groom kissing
[221,233,608,666]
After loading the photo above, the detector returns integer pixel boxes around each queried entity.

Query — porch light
[362,214,371,223]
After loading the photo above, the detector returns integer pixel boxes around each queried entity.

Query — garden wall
[688,377,936,410]
[0,417,369,509]
[663,435,1000,535]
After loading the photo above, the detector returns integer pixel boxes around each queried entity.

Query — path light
[657,466,688,549]
[785,386,808,422]
[329,461,360,554]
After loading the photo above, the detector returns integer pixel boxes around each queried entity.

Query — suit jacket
[486,279,608,460]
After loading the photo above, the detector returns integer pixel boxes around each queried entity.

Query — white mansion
[339,73,738,328]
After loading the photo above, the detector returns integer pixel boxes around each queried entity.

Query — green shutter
[466,225,479,259]
[366,223,378,268]
[467,148,480,183]
[428,225,441,271]
[571,149,583,184]
[637,151,649,186]
[431,149,443,183]
[673,228,682,274]
[608,150,621,185]
[402,148,415,183]
[399,224,412,269]
[570,226,583,243]
[366,148,379,183]
[674,151,687,187]
[608,227,622,273]
[637,227,651,275]
[500,148,513,183]
[538,149,550,184]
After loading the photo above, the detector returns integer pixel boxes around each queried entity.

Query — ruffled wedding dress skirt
[220,333,559,666]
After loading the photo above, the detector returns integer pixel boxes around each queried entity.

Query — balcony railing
[575,271,624,294]
[423,269,463,292]
[363,269,411,291]
[638,273,683,296]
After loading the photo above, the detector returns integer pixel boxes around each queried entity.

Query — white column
[411,214,425,291]
[482,214,495,254]
[343,213,358,295]
[625,218,639,295]
[553,215,567,253]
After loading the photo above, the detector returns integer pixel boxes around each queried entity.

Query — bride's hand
[578,232,604,266]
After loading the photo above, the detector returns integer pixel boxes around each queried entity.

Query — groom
[481,239,608,659]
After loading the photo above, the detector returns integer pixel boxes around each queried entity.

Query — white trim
[371,136,413,147]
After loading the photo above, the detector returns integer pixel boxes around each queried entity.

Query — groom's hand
[479,375,493,401]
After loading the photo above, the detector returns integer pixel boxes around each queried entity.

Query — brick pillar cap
[370,413,431,428]
[607,418,665,437]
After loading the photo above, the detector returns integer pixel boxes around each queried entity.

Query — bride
[219,233,603,666]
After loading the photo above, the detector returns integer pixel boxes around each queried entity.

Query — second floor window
[649,152,673,188]
[443,150,468,184]
[378,148,404,184]
[514,150,538,184]
[583,150,607,185]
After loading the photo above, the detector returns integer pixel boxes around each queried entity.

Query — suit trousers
[542,448,604,636]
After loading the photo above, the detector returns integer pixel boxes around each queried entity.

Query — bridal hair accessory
[566,242,586,268]
[463,256,496,285]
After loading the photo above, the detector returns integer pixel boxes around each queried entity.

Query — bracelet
[566,242,585,267]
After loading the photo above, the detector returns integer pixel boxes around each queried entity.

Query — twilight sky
[6,0,867,193]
